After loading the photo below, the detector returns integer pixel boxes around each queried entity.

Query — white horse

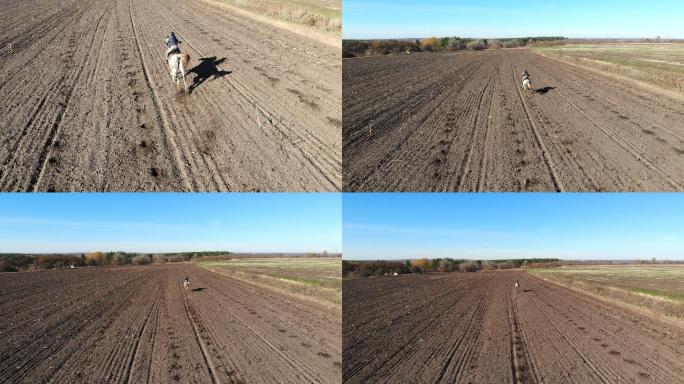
[514,280,520,289]
[168,52,190,92]
[183,277,190,290]
[521,68,533,92]
[522,77,532,91]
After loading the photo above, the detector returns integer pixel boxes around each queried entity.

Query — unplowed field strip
[342,271,684,383]
[343,50,684,191]
[0,264,341,383]
[0,0,340,191]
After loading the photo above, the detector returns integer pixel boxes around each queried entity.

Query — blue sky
[343,193,684,261]
[344,0,684,39]
[0,194,341,253]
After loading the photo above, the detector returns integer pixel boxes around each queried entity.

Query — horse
[514,280,520,289]
[522,69,532,92]
[183,276,190,290]
[165,32,190,92]
[522,78,532,91]
[168,52,190,92]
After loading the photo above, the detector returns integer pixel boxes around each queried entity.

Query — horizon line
[342,258,682,262]
[343,36,682,41]
[1,250,342,255]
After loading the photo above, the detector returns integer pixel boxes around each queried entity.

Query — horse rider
[165,32,181,61]
[522,69,530,82]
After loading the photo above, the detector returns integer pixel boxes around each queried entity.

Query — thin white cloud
[343,223,514,240]
[343,2,528,16]
[343,246,684,261]
[0,240,339,254]
[0,217,189,232]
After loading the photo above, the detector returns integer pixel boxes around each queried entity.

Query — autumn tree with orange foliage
[85,251,104,266]
[420,37,438,51]
[411,258,430,272]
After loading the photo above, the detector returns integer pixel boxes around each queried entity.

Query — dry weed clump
[222,0,340,33]
[534,273,684,323]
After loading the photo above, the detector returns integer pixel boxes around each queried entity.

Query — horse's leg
[179,59,188,92]
[170,56,179,84]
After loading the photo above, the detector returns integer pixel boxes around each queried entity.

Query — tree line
[343,258,562,277]
[0,251,339,272]
[0,251,232,272]
[343,37,567,58]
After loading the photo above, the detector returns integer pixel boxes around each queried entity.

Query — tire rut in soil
[181,285,222,384]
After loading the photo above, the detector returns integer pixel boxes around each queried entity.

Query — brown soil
[343,271,684,383]
[0,264,341,383]
[343,50,684,191]
[0,0,341,192]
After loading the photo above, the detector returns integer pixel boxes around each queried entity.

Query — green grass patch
[533,43,684,93]
[530,265,684,322]
[199,258,341,307]
[629,287,684,302]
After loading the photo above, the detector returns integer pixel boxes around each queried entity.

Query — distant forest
[343,258,561,277]
[0,251,339,272]
[343,36,567,58]
[342,258,683,277]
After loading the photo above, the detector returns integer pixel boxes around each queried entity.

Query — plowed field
[0,264,341,383]
[343,271,684,383]
[0,0,341,192]
[343,50,684,191]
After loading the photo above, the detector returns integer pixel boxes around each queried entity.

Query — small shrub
[85,252,104,266]
[488,39,502,49]
[466,39,486,51]
[0,259,17,272]
[132,255,151,265]
[459,262,479,272]
[503,40,520,48]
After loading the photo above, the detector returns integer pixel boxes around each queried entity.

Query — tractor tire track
[125,287,161,384]
[458,73,494,191]
[510,67,563,192]
[127,0,192,191]
[181,284,221,384]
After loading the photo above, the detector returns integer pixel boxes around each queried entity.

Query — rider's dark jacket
[166,32,180,49]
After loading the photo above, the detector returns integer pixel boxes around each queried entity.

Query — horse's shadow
[187,57,231,93]
[192,287,206,292]
[534,86,556,95]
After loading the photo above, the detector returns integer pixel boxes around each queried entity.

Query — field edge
[528,271,684,329]
[531,49,684,103]
[199,0,341,48]
[197,262,342,312]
